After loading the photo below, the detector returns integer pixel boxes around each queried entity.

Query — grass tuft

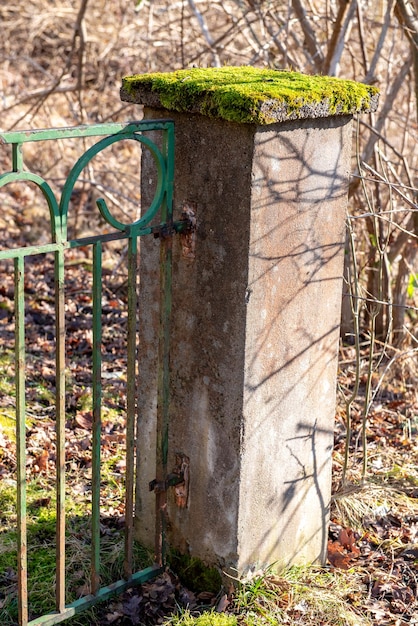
[166,612,237,626]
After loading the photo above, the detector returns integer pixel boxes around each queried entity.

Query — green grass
[0,405,152,625]
[167,613,237,626]
[0,350,56,441]
[0,489,57,623]
[0,495,152,624]
[164,565,372,626]
[0,350,16,440]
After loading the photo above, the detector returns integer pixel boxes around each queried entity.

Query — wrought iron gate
[0,121,181,625]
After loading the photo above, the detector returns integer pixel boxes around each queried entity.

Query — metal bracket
[149,474,183,494]
[149,453,189,508]
[151,214,195,240]
[151,202,196,248]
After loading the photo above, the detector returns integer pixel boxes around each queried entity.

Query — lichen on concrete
[121,66,379,124]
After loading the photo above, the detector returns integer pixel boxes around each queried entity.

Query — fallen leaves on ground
[101,572,218,626]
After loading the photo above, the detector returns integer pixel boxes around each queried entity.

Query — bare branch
[323,0,357,76]
[188,0,221,66]
[395,0,418,42]
[5,0,91,129]
[291,0,324,70]
[349,54,412,196]
[365,0,395,83]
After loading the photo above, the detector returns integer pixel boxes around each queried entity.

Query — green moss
[0,413,15,441]
[121,66,379,124]
[169,552,222,595]
[168,612,237,626]
[0,351,15,439]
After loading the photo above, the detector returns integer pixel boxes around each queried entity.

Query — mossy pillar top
[121,66,378,124]
[120,67,378,573]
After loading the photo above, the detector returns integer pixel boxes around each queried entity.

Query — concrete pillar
[120,68,378,573]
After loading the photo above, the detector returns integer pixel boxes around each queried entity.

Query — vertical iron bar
[124,235,138,579]
[154,127,174,566]
[155,238,172,566]
[12,142,24,172]
[15,256,28,626]
[55,248,66,613]
[91,242,102,594]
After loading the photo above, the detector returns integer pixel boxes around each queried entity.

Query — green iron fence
[0,121,182,625]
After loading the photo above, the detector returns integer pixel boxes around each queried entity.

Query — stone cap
[121,66,379,125]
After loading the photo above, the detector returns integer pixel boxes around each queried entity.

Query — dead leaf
[105,609,123,623]
[76,582,91,598]
[31,496,51,509]
[123,594,142,625]
[339,527,360,555]
[216,594,230,612]
[327,540,351,569]
[75,412,93,430]
[34,449,49,473]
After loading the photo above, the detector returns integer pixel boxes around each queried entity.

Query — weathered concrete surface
[130,106,352,573]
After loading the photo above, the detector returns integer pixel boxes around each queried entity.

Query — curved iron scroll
[0,120,175,246]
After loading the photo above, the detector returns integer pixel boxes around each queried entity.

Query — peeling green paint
[121,66,379,124]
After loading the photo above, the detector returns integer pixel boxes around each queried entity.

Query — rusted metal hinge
[149,474,183,493]
[151,202,196,248]
[149,453,189,508]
